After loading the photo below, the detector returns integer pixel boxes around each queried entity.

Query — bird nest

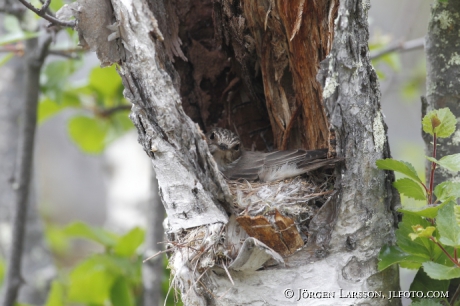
[229,172,334,219]
[161,171,336,303]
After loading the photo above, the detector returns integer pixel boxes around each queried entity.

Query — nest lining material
[228,174,333,220]
[165,171,335,299]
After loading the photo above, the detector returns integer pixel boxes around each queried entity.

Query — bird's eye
[210,132,215,140]
[233,144,240,151]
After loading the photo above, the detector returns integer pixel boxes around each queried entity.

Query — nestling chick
[206,127,340,182]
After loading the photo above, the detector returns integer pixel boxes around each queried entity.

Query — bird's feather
[223,148,339,182]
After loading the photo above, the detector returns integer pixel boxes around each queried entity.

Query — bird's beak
[218,144,228,150]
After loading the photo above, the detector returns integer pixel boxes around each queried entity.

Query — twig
[429,237,460,268]
[370,37,425,60]
[96,105,131,117]
[0,46,84,59]
[0,35,52,306]
[38,0,55,17]
[17,0,76,28]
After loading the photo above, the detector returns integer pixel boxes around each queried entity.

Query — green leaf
[423,262,460,280]
[38,93,81,124]
[44,224,70,255]
[108,256,142,285]
[44,281,65,306]
[41,60,78,101]
[68,255,120,304]
[89,66,122,101]
[395,214,440,262]
[110,277,135,306]
[378,245,427,271]
[409,225,436,240]
[68,116,110,154]
[422,108,456,138]
[399,200,450,219]
[456,205,460,224]
[376,159,422,183]
[437,201,460,247]
[429,154,460,172]
[393,178,426,200]
[434,181,460,201]
[114,227,145,257]
[49,0,64,11]
[0,255,5,286]
[64,221,119,247]
[409,269,449,303]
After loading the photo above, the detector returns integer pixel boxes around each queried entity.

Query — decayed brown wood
[274,210,304,253]
[170,0,337,153]
[227,0,338,150]
[236,215,291,256]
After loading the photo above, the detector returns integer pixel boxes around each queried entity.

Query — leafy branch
[377,108,460,305]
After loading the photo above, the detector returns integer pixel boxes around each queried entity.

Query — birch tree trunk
[424,1,460,183]
[70,0,400,304]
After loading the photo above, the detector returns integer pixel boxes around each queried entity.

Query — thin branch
[0,35,51,306]
[37,0,51,14]
[47,50,80,59]
[430,237,460,268]
[428,133,437,204]
[17,0,76,28]
[0,46,84,59]
[370,37,425,60]
[38,0,55,17]
[96,105,132,117]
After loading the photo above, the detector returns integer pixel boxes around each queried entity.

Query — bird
[205,127,341,182]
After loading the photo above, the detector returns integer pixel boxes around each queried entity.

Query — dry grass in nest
[228,170,335,226]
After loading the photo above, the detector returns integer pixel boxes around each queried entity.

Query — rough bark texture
[91,0,231,233]
[424,1,460,185]
[73,0,400,304]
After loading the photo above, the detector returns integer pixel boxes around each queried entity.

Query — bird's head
[205,127,242,171]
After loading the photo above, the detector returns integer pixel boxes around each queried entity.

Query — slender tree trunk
[0,33,54,306]
[71,0,400,304]
[423,1,460,183]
